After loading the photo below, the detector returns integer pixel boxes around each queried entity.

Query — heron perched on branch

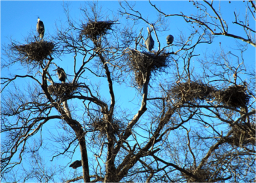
[36,18,45,39]
[69,160,82,169]
[53,67,71,117]
[145,27,154,52]
[54,67,67,83]
[166,35,174,45]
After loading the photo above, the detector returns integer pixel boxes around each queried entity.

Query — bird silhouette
[166,35,174,45]
[54,67,66,83]
[145,27,154,52]
[36,18,45,40]
[69,160,82,169]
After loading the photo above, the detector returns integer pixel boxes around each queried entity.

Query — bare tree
[1,1,255,182]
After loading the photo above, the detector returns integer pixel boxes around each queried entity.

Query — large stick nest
[181,167,212,182]
[127,49,169,87]
[80,21,115,40]
[169,81,216,103]
[128,49,169,73]
[226,123,255,147]
[91,118,124,137]
[47,83,79,97]
[134,71,144,87]
[214,85,249,108]
[12,41,54,63]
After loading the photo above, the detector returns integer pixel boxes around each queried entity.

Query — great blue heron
[36,18,45,39]
[166,35,174,45]
[54,67,66,83]
[145,27,154,52]
[69,160,82,169]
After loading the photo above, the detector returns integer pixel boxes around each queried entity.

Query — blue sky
[1,1,167,42]
[1,1,207,46]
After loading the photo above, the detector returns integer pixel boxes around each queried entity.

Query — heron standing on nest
[36,18,45,40]
[54,67,67,83]
[145,27,154,52]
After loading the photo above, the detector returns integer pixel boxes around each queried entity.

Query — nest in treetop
[134,71,144,87]
[47,83,78,97]
[127,49,169,87]
[169,81,216,103]
[12,41,54,64]
[80,21,115,40]
[128,49,169,73]
[91,118,124,137]
[214,85,249,108]
[226,123,255,147]
[181,167,213,182]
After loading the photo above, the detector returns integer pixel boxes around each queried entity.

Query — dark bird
[145,27,154,52]
[166,35,174,45]
[36,18,45,39]
[54,67,67,83]
[69,160,82,169]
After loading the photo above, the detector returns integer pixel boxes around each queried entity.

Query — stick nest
[182,167,212,182]
[127,49,169,86]
[226,123,255,147]
[80,21,115,40]
[134,71,144,87]
[169,81,216,103]
[12,41,54,63]
[128,49,169,73]
[47,83,78,96]
[91,118,124,137]
[214,85,249,108]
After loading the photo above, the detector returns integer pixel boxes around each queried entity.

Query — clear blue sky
[1,1,194,49]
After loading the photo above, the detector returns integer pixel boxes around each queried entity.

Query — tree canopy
[1,1,255,182]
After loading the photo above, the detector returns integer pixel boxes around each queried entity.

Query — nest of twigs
[12,41,54,63]
[80,21,115,40]
[169,81,216,103]
[214,85,249,108]
[181,167,212,182]
[128,49,169,73]
[47,83,78,96]
[134,71,144,87]
[127,49,169,86]
[91,118,124,137]
[226,123,255,147]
